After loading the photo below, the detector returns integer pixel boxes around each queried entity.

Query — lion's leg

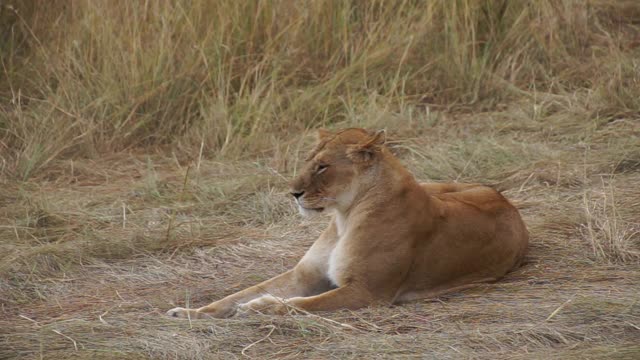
[289,285,376,311]
[167,267,329,319]
[394,277,499,303]
[167,219,338,319]
[238,284,382,315]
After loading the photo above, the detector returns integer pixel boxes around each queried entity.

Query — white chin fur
[298,205,324,218]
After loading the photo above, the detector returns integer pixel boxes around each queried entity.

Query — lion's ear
[316,128,332,141]
[346,129,386,163]
[368,129,386,146]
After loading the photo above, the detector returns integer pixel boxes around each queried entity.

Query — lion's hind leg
[393,277,499,303]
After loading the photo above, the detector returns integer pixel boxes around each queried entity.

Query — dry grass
[581,181,640,264]
[1,1,640,359]
[2,0,640,179]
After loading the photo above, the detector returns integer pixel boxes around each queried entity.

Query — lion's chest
[300,215,351,287]
[326,213,351,286]
[327,240,348,286]
[300,240,348,287]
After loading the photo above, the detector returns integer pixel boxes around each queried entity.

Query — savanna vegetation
[1,1,639,358]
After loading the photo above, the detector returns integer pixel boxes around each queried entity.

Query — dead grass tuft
[581,182,640,264]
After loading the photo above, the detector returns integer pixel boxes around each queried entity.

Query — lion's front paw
[237,295,291,316]
[166,307,210,319]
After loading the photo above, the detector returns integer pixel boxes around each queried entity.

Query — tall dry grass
[1,0,639,179]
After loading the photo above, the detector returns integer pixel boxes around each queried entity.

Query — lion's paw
[166,307,210,319]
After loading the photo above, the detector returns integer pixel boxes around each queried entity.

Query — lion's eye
[316,164,329,174]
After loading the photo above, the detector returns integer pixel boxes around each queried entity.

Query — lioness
[167,128,528,319]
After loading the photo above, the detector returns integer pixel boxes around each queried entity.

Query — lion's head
[289,128,386,216]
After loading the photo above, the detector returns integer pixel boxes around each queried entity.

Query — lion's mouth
[301,206,325,212]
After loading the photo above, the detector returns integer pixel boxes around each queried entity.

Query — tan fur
[167,128,528,319]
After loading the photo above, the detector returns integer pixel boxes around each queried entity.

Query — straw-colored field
[1,1,639,359]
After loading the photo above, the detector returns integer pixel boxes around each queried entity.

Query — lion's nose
[290,191,305,199]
